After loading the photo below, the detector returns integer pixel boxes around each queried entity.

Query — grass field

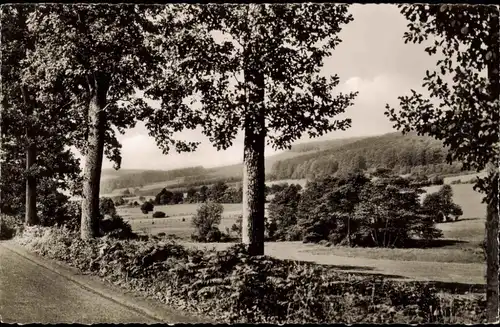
[115,173,488,286]
[119,203,247,238]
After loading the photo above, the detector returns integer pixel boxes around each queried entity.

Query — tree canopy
[385,4,499,321]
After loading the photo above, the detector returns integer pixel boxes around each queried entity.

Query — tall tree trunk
[22,87,37,226]
[80,74,109,239]
[242,65,266,256]
[485,6,499,323]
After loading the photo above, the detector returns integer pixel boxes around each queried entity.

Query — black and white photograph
[0,2,498,324]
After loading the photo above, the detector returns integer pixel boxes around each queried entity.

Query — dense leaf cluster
[266,174,444,247]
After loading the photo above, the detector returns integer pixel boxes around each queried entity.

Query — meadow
[116,173,488,287]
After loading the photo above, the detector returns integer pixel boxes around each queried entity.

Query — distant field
[304,217,485,264]
[116,173,488,287]
[119,203,244,238]
[118,175,487,240]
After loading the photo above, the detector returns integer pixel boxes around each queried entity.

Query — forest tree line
[269,132,466,180]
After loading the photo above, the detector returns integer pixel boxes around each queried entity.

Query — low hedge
[15,226,486,324]
[152,211,167,218]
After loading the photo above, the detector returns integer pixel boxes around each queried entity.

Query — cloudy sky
[81,4,438,171]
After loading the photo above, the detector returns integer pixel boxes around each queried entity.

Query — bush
[231,215,243,238]
[152,211,167,218]
[141,201,154,214]
[429,176,444,185]
[50,201,135,240]
[112,196,125,207]
[0,215,22,240]
[191,202,223,242]
[99,214,136,239]
[99,197,116,218]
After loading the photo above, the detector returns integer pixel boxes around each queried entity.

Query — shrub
[14,226,487,324]
[112,196,125,207]
[208,181,229,203]
[99,214,136,239]
[0,215,22,240]
[429,176,444,185]
[231,215,243,238]
[99,197,117,218]
[191,202,223,242]
[152,211,167,218]
[141,201,154,214]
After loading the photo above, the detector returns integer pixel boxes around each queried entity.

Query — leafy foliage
[1,5,83,226]
[152,211,167,218]
[353,178,442,247]
[385,5,498,319]
[99,197,116,218]
[191,202,224,242]
[267,184,302,241]
[385,5,499,175]
[297,173,370,244]
[422,185,463,222]
[16,225,487,324]
[149,4,357,151]
[294,174,441,247]
[140,201,154,214]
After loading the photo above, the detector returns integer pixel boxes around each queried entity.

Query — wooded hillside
[270,132,463,180]
[100,132,465,193]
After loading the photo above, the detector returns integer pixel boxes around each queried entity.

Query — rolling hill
[100,132,464,195]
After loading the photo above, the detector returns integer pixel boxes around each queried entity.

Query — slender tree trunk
[242,65,266,256]
[485,6,499,323]
[80,74,109,239]
[22,87,37,226]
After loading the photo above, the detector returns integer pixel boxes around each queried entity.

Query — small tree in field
[141,201,154,215]
[422,184,463,222]
[191,202,224,242]
[99,197,116,218]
